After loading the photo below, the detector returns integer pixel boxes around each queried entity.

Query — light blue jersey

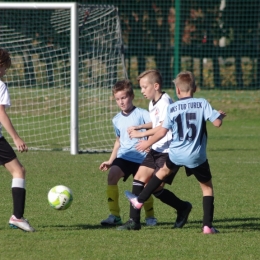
[113,107,151,163]
[163,97,220,168]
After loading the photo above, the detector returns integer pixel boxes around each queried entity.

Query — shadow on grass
[40,217,260,231]
[209,148,260,152]
[186,217,260,232]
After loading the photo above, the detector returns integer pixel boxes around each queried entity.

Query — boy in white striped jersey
[118,70,191,230]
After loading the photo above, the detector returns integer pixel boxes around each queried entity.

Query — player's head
[112,79,135,113]
[112,79,134,97]
[0,48,11,78]
[173,71,196,94]
[137,69,163,100]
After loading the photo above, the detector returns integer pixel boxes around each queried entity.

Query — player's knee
[157,166,171,179]
[134,169,153,183]
[107,170,123,184]
[12,166,26,179]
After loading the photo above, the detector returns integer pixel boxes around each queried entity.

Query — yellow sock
[107,185,120,217]
[143,195,155,218]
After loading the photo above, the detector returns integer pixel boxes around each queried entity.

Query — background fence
[2,0,260,90]
[0,0,259,152]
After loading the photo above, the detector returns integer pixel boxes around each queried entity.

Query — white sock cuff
[12,178,25,188]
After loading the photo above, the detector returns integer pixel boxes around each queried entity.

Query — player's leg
[153,186,192,228]
[134,165,157,226]
[101,158,140,226]
[125,162,172,207]
[143,152,191,227]
[117,165,155,230]
[0,137,34,232]
[126,154,178,206]
[5,158,26,219]
[126,156,192,228]
[5,158,35,232]
[101,164,124,226]
[153,156,192,228]
[190,160,218,234]
[132,151,159,226]
[199,180,218,234]
[117,182,143,230]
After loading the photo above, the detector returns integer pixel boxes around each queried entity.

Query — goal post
[0,3,127,154]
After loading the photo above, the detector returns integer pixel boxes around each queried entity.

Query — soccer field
[0,91,260,259]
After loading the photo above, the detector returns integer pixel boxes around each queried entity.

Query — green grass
[5,88,260,151]
[0,91,259,259]
[0,127,259,259]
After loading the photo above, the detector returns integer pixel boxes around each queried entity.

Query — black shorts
[165,156,212,183]
[141,149,175,185]
[112,158,140,182]
[0,137,17,165]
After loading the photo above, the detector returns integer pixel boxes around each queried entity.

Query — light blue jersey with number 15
[162,97,220,168]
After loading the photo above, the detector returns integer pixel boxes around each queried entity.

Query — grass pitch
[0,90,260,259]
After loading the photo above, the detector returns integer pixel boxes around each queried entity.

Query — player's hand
[136,140,149,152]
[218,110,227,119]
[99,161,111,171]
[129,130,143,139]
[127,126,137,134]
[14,138,28,153]
[144,147,150,153]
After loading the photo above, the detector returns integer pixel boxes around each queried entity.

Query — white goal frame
[0,2,105,155]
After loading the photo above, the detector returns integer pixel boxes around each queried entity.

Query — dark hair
[112,79,134,97]
[137,69,163,87]
[0,48,11,69]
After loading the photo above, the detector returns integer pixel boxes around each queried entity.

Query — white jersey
[149,92,173,153]
[0,80,11,138]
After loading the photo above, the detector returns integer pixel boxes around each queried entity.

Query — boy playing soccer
[99,79,156,226]
[125,71,226,234]
[0,48,35,232]
[117,69,191,231]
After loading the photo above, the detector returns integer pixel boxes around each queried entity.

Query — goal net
[0,3,127,153]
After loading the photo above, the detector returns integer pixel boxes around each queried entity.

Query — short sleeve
[0,81,11,107]
[204,100,220,122]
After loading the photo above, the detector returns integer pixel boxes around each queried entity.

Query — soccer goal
[0,3,127,154]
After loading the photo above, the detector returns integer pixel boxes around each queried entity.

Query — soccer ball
[48,185,73,210]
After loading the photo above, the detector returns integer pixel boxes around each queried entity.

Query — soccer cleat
[9,215,35,232]
[145,217,157,226]
[173,201,192,228]
[125,191,143,210]
[100,214,122,226]
[117,219,141,231]
[203,226,219,234]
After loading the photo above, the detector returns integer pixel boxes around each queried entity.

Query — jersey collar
[152,92,165,106]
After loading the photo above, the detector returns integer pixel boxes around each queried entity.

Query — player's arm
[127,122,152,134]
[0,105,27,152]
[212,110,226,128]
[136,126,168,152]
[129,123,162,139]
[99,137,120,171]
